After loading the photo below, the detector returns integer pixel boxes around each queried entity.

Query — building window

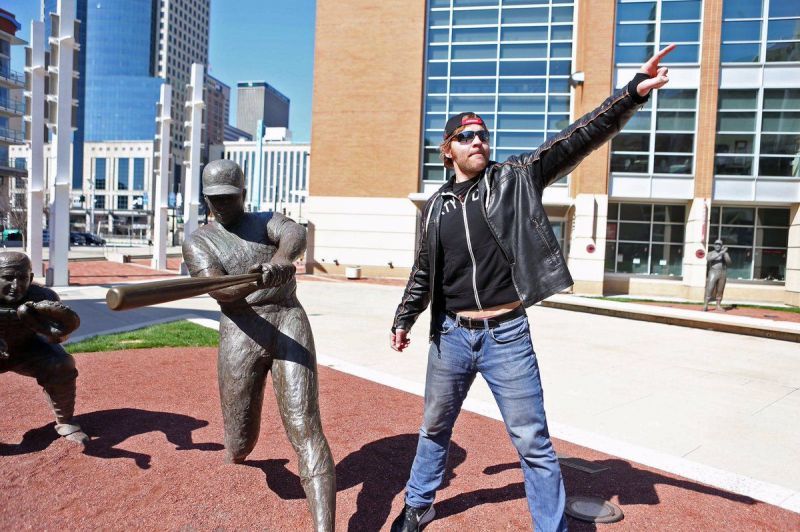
[118,158,129,190]
[605,202,686,275]
[420,0,576,183]
[714,88,800,178]
[133,158,145,189]
[14,193,25,208]
[133,195,144,210]
[721,0,800,62]
[95,158,106,190]
[611,88,698,175]
[615,0,703,65]
[709,206,789,280]
[95,195,105,209]
[117,196,128,210]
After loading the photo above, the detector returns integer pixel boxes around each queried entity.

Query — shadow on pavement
[0,408,224,470]
[431,458,758,530]
[245,433,468,531]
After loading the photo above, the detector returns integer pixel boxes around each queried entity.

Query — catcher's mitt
[17,300,81,343]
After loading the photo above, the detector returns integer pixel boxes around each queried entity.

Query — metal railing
[0,68,25,86]
[0,97,24,114]
[0,126,24,143]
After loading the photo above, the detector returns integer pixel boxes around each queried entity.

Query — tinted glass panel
[501,26,549,41]
[616,45,654,63]
[654,155,692,174]
[656,111,695,130]
[500,43,547,58]
[427,79,447,93]
[550,25,573,40]
[757,208,790,226]
[756,227,789,247]
[719,90,759,109]
[450,62,497,76]
[655,133,694,152]
[454,0,498,6]
[429,28,449,43]
[552,6,573,23]
[428,46,448,60]
[611,153,649,172]
[612,132,651,152]
[496,114,545,129]
[617,2,656,22]
[550,43,572,57]
[715,133,755,154]
[760,134,800,154]
[619,223,651,241]
[501,7,548,24]
[769,2,800,18]
[653,205,685,223]
[499,78,546,93]
[650,244,683,275]
[721,226,754,246]
[616,243,651,273]
[754,249,786,281]
[616,23,656,43]
[499,61,547,76]
[651,224,685,242]
[717,113,757,131]
[658,89,697,109]
[721,207,754,225]
[768,19,800,41]
[722,20,761,41]
[453,27,498,42]
[453,9,498,26]
[761,112,800,132]
[763,89,800,110]
[661,1,701,20]
[449,95,496,111]
[497,95,545,111]
[620,203,651,221]
[496,131,546,147]
[659,44,699,62]
[758,157,797,176]
[626,111,652,130]
[766,42,800,62]
[660,22,700,42]
[450,78,497,93]
[714,155,753,175]
[429,10,450,26]
[723,0,762,19]
[452,44,497,59]
[721,43,761,62]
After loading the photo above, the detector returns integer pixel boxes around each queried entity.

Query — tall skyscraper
[236,81,290,138]
[42,0,210,190]
[204,74,230,147]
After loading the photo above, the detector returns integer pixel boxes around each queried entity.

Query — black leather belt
[445,305,525,330]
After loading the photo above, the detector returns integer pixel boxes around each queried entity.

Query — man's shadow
[434,458,757,530]
[245,433,467,531]
[0,408,223,469]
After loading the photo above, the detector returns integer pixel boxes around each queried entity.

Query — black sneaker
[390,503,436,532]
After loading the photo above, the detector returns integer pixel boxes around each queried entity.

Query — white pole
[152,84,172,271]
[182,63,203,241]
[46,0,78,286]
[25,21,45,277]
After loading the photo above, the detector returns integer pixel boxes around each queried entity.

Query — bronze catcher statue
[0,251,87,444]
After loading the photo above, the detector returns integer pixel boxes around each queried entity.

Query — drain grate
[557,454,610,474]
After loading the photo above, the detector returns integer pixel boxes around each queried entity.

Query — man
[182,160,335,531]
[0,251,87,444]
[389,45,675,532]
[704,239,731,312]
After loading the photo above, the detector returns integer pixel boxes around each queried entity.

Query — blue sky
[6,0,317,141]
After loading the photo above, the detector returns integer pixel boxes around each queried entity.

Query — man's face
[443,124,490,177]
[205,191,246,226]
[714,242,722,252]
[0,266,32,304]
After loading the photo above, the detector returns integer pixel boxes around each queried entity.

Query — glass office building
[82,0,163,141]
[421,0,576,184]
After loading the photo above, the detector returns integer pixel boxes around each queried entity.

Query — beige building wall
[568,0,616,295]
[307,0,427,275]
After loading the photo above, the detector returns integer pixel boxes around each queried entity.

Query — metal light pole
[182,63,203,242]
[152,84,172,271]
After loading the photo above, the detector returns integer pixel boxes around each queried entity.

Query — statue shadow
[245,433,468,531]
[0,408,224,470]
[434,458,757,530]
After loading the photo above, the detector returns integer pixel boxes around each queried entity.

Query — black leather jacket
[393,84,647,339]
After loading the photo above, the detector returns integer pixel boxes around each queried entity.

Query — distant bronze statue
[704,239,731,312]
[182,160,335,531]
[0,251,87,444]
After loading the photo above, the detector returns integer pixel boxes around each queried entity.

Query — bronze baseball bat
[106,273,261,311]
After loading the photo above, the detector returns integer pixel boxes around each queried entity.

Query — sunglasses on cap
[453,130,490,144]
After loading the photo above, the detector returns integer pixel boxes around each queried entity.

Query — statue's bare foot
[55,423,89,445]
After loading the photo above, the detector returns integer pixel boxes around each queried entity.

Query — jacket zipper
[444,184,482,311]
[479,183,522,300]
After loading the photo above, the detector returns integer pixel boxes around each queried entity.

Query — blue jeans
[405,312,567,532]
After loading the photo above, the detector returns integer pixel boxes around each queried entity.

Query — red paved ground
[2,348,797,530]
[49,260,180,286]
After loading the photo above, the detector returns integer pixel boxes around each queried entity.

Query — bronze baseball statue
[181,159,335,531]
[704,238,731,312]
[0,251,87,444]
